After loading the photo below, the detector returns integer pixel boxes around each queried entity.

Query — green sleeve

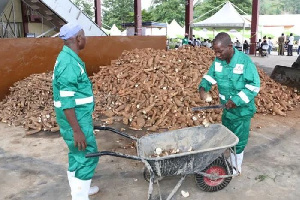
[231,62,260,106]
[198,61,217,92]
[57,63,79,110]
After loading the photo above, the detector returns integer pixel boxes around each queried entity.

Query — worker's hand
[73,130,87,151]
[199,87,208,100]
[225,100,237,109]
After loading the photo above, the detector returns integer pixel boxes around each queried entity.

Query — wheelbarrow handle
[94,126,138,141]
[85,151,142,161]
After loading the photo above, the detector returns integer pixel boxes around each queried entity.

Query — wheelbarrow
[86,124,239,200]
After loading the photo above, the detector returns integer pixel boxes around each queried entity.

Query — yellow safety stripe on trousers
[238,91,250,103]
[54,96,93,108]
[245,84,260,93]
[203,75,217,84]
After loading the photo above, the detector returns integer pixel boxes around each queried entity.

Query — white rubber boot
[67,171,99,197]
[230,151,244,175]
[88,185,99,196]
[67,171,75,189]
[71,177,91,200]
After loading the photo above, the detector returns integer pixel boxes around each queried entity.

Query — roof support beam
[185,0,193,37]
[134,0,142,36]
[250,0,259,55]
[94,0,101,27]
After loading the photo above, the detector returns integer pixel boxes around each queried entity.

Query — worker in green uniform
[52,23,99,199]
[198,32,260,174]
[182,33,189,45]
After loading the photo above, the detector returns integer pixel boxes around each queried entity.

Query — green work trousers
[60,123,99,180]
[222,114,252,154]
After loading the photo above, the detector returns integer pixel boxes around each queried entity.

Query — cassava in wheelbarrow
[86,124,239,199]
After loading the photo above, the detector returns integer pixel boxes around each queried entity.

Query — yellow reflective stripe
[245,84,260,93]
[203,75,217,84]
[75,96,93,105]
[238,91,250,103]
[60,91,75,97]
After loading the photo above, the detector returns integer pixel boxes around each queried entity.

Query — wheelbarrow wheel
[195,157,233,192]
[143,167,164,184]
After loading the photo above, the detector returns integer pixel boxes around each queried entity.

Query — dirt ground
[0,104,299,200]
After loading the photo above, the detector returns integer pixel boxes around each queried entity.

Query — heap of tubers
[92,47,299,131]
[0,72,59,135]
[0,47,298,134]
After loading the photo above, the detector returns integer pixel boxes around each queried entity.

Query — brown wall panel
[0,36,166,100]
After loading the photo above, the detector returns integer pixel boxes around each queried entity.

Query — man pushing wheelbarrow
[198,32,261,174]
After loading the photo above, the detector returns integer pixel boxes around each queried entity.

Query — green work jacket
[182,37,189,45]
[52,45,94,130]
[199,48,261,119]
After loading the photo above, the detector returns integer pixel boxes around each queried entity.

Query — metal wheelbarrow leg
[86,126,156,200]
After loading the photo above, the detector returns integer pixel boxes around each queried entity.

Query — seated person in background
[234,40,242,51]
[202,39,208,47]
[243,40,249,54]
[260,39,269,56]
[206,40,212,48]
[256,39,262,52]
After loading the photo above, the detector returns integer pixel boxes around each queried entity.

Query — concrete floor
[0,53,299,200]
[1,108,299,200]
[250,51,299,75]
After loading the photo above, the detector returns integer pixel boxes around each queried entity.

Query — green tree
[71,0,94,19]
[260,0,300,14]
[148,0,185,26]
[142,9,154,22]
[194,0,252,22]
[102,0,134,30]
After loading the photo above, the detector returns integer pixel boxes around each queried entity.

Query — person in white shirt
[206,40,212,48]
[287,33,294,56]
[202,39,208,47]
[267,37,273,54]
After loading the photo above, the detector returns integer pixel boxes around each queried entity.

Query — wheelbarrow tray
[137,124,239,177]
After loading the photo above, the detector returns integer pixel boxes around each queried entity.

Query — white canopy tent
[167,19,185,38]
[192,1,250,29]
[192,1,250,49]
[110,24,122,36]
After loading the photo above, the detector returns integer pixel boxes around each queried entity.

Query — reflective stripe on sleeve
[238,91,250,103]
[245,84,260,93]
[54,101,61,108]
[60,91,75,97]
[203,75,217,84]
[219,93,226,100]
[75,96,93,105]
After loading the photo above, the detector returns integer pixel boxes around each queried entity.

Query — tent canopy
[167,19,184,38]
[192,1,250,29]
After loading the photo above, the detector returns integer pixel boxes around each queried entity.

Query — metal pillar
[94,0,102,27]
[250,0,259,55]
[185,0,193,37]
[21,1,28,37]
[134,0,142,36]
